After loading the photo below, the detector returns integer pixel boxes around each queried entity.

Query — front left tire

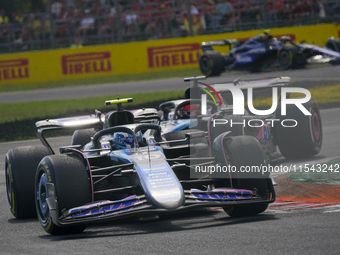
[199,51,226,76]
[35,154,91,235]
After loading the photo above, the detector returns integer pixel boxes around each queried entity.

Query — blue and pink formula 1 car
[199,34,340,76]
[6,96,275,235]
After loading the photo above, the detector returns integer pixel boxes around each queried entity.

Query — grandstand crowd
[0,0,339,52]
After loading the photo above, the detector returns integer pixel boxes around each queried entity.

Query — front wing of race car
[46,186,274,226]
[45,176,275,226]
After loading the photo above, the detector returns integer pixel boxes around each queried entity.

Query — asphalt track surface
[0,67,340,254]
[1,65,340,103]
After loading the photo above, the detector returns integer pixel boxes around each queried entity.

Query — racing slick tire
[199,51,226,77]
[278,45,307,70]
[274,98,322,159]
[35,154,91,235]
[209,115,245,146]
[325,38,340,65]
[71,128,97,148]
[5,145,51,219]
[325,38,340,52]
[213,135,272,217]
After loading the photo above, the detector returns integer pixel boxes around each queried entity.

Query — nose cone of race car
[131,149,185,210]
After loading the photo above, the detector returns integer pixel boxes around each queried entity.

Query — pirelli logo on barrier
[0,59,29,81]
[61,52,112,75]
[147,43,200,68]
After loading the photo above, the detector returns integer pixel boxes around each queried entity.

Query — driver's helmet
[113,131,143,149]
[263,29,271,35]
[253,29,272,42]
[263,29,273,39]
[179,104,200,118]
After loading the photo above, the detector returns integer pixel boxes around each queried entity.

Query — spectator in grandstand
[0,9,9,25]
[98,9,116,41]
[168,8,185,37]
[265,0,285,25]
[51,0,64,19]
[11,10,24,42]
[100,0,112,14]
[13,9,24,24]
[181,2,205,36]
[76,9,95,39]
[276,0,291,22]
[64,0,76,11]
[313,1,326,19]
[41,14,51,40]
[199,0,214,30]
[142,0,160,39]
[14,15,33,50]
[71,37,83,48]
[92,0,103,13]
[138,2,152,34]
[329,1,340,16]
[120,6,138,38]
[291,0,311,25]
[83,0,95,10]
[244,0,263,28]
[0,9,10,43]
[216,0,235,26]
[31,12,43,41]
[61,4,77,36]
[154,1,173,39]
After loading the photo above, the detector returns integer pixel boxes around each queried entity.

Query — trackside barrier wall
[1,23,340,87]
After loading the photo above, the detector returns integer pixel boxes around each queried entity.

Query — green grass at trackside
[0,90,185,124]
[1,83,340,125]
[0,68,201,93]
[252,83,340,107]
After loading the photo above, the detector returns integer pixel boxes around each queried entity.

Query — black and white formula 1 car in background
[199,34,340,76]
[6,97,275,235]
[155,76,322,162]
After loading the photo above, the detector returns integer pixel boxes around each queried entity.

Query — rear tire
[213,135,272,217]
[325,38,340,52]
[35,154,91,235]
[5,145,51,219]
[199,51,225,76]
[274,98,322,159]
[71,128,97,148]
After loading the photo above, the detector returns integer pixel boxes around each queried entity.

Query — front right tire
[213,135,273,217]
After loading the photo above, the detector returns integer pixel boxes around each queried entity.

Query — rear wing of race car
[201,39,238,52]
[35,114,103,129]
[184,76,291,91]
[35,98,159,153]
[184,76,291,108]
[35,109,159,130]
[211,76,291,92]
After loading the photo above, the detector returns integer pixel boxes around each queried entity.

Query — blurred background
[0,0,339,53]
